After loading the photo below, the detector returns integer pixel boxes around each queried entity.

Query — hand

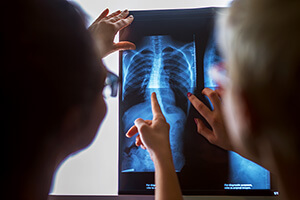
[127,93,182,200]
[126,92,172,160]
[88,9,136,58]
[188,88,233,151]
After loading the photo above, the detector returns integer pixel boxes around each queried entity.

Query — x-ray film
[121,35,196,172]
[119,8,275,195]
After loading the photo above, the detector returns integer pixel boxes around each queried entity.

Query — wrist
[151,146,173,164]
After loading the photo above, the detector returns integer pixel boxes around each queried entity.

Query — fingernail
[129,15,133,18]
[187,92,192,97]
[124,9,128,12]
[194,118,198,124]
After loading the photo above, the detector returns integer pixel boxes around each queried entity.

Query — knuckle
[207,137,216,144]
[99,21,113,29]
[209,91,218,99]
[113,16,121,21]
[154,115,165,121]
[195,102,205,111]
[210,117,217,126]
[99,20,108,24]
[139,124,148,133]
[204,88,216,97]
[210,114,220,127]
[118,19,126,25]
[202,87,211,93]
[106,23,117,31]
[119,12,126,18]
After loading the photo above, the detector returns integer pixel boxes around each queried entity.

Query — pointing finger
[188,92,212,122]
[151,92,165,121]
[202,88,222,111]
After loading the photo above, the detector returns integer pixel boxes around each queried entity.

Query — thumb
[113,41,136,52]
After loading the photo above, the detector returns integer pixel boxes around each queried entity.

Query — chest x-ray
[119,7,274,195]
[121,35,196,172]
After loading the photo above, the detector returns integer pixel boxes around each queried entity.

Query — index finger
[151,92,165,120]
[188,93,213,122]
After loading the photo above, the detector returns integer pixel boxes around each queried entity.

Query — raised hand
[89,9,136,58]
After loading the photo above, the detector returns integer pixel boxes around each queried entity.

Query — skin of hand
[88,9,136,58]
[126,92,172,160]
[188,88,233,151]
[126,92,183,200]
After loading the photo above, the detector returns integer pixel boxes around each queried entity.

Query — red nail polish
[187,92,192,97]
[194,118,197,124]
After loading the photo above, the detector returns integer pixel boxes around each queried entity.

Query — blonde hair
[218,0,300,133]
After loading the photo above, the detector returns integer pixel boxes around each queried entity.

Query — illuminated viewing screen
[119,8,274,195]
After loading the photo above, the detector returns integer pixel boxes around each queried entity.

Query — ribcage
[122,35,196,115]
[122,49,154,111]
[121,35,195,172]
[161,46,192,115]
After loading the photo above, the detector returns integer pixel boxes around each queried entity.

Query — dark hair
[1,0,104,176]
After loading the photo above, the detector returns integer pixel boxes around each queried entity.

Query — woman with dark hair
[2,0,183,199]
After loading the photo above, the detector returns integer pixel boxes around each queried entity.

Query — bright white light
[71,0,232,25]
